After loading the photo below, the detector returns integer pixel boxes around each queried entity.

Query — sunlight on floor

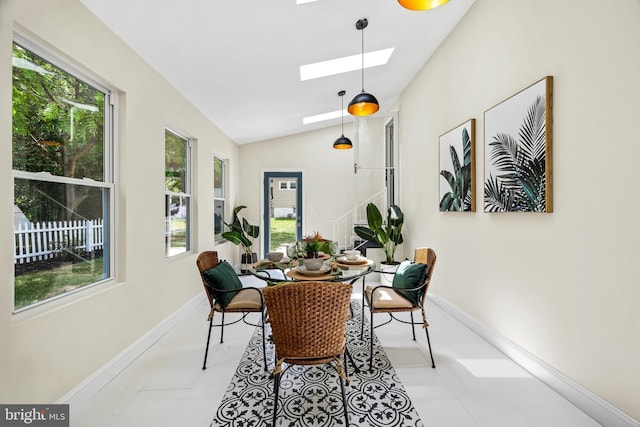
[457,358,532,378]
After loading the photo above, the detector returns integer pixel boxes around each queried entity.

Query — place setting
[286,256,336,280]
[334,249,373,267]
[293,264,332,276]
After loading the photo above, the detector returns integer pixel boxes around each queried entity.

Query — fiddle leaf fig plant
[222,205,259,257]
[354,203,404,264]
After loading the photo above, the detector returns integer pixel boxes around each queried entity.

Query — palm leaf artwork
[484,95,548,212]
[440,126,473,211]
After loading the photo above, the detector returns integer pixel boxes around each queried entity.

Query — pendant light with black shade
[333,90,353,150]
[348,18,379,117]
[398,0,450,11]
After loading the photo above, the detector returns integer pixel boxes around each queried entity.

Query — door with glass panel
[263,172,302,257]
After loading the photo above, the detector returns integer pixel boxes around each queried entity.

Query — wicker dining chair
[361,247,437,371]
[196,251,267,371]
[262,281,353,427]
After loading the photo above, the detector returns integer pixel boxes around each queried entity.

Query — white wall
[0,0,240,403]
[398,0,640,420]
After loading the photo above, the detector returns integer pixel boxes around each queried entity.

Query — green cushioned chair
[197,251,267,371]
[362,247,437,371]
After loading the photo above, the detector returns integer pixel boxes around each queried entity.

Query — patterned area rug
[210,301,424,427]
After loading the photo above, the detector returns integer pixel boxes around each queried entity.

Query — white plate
[295,265,331,275]
[336,256,369,265]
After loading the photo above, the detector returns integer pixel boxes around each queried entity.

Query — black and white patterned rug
[210,301,424,427]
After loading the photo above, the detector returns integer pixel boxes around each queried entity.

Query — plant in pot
[354,203,404,282]
[298,231,328,271]
[221,205,260,273]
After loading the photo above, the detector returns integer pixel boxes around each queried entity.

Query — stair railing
[332,189,387,252]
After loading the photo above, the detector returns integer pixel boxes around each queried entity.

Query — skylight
[300,48,394,81]
[302,109,345,125]
[296,0,321,3]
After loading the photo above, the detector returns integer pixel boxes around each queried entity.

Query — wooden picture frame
[484,76,553,212]
[439,119,476,212]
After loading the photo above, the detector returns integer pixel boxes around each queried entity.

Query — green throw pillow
[392,260,427,306]
[202,261,242,309]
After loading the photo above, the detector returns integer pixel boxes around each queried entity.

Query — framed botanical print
[439,119,476,212]
[484,76,553,212]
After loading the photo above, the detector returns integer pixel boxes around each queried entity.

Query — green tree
[12,43,105,221]
[165,130,187,193]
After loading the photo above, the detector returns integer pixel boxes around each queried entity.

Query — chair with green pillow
[197,251,267,371]
[361,247,437,371]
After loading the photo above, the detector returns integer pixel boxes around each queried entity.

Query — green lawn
[270,218,296,251]
[14,257,105,310]
[169,218,187,248]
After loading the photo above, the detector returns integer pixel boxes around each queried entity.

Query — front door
[263,172,302,257]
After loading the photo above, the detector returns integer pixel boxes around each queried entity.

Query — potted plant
[298,231,320,258]
[354,203,404,265]
[297,231,330,271]
[222,205,260,272]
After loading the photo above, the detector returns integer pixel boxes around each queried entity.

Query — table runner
[210,302,424,427]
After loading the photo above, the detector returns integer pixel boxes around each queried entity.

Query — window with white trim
[214,156,226,242]
[165,129,191,256]
[278,181,296,190]
[12,38,114,311]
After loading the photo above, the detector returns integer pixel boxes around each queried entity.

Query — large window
[165,129,191,256]
[214,156,226,242]
[12,39,114,311]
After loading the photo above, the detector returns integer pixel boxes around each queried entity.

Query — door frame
[263,171,303,257]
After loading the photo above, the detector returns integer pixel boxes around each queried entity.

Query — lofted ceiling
[80,0,475,144]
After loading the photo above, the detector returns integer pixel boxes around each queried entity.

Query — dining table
[250,253,375,285]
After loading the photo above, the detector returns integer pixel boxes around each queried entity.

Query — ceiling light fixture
[398,0,450,11]
[333,91,353,150]
[348,18,379,117]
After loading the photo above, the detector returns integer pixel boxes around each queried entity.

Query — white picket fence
[14,219,104,264]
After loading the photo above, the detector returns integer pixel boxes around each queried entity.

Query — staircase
[331,189,387,253]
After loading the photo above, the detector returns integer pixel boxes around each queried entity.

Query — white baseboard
[429,292,639,427]
[57,293,206,407]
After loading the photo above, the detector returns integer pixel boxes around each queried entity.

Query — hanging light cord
[360,23,365,92]
[341,93,345,135]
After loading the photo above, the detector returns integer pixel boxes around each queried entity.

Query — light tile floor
[71,276,601,427]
